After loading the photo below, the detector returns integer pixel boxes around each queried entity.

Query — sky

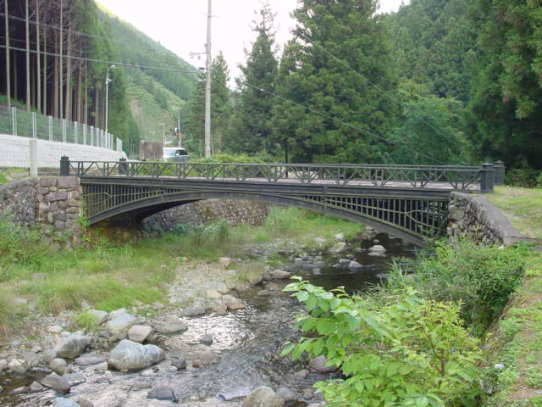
[98,0,409,81]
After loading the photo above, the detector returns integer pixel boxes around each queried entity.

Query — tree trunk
[36,0,41,113]
[53,34,59,118]
[4,0,11,107]
[59,0,63,119]
[65,24,72,120]
[43,24,47,115]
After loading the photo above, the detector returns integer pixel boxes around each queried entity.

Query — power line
[0,44,200,75]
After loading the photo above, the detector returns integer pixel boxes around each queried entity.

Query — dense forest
[185,0,542,175]
[0,0,197,156]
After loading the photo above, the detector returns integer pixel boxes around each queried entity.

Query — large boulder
[153,317,187,335]
[55,334,91,359]
[242,387,285,407]
[108,340,165,372]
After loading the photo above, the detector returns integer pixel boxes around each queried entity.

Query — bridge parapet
[62,159,499,193]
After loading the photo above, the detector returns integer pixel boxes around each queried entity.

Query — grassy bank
[0,207,361,337]
[488,187,542,240]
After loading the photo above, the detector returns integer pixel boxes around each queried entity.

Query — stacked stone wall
[447,192,524,246]
[143,199,269,232]
[0,176,82,244]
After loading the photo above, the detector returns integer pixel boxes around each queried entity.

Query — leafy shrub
[389,240,527,335]
[0,215,50,280]
[505,169,540,188]
[537,172,542,188]
[190,153,270,164]
[283,279,483,406]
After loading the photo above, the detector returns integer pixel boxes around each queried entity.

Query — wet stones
[309,356,336,373]
[222,294,246,311]
[41,372,71,393]
[329,241,347,254]
[148,386,178,402]
[199,334,213,346]
[7,359,27,374]
[107,340,165,372]
[0,359,7,372]
[49,358,68,375]
[368,244,387,256]
[269,270,291,280]
[242,386,285,407]
[153,317,188,335]
[55,333,91,359]
[53,398,80,407]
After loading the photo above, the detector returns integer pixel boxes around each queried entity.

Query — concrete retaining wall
[447,192,525,246]
[0,134,126,168]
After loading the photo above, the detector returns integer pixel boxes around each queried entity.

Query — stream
[0,232,416,406]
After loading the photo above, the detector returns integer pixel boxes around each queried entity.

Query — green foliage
[228,3,278,155]
[270,0,399,163]
[0,215,50,279]
[389,240,527,335]
[390,83,473,164]
[73,310,101,332]
[283,280,483,406]
[538,173,542,189]
[505,169,541,188]
[467,0,542,170]
[190,153,269,164]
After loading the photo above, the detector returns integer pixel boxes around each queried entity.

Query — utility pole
[4,0,10,108]
[25,0,31,111]
[59,0,63,119]
[204,0,212,157]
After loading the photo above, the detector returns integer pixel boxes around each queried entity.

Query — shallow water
[0,234,415,406]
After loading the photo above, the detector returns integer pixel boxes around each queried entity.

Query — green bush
[505,169,540,188]
[283,280,483,406]
[537,172,542,188]
[389,240,527,335]
[0,215,50,280]
[190,153,270,164]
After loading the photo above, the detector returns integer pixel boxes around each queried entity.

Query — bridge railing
[62,158,501,193]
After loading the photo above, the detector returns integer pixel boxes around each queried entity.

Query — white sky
[98,0,409,81]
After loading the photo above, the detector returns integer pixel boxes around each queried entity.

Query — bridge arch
[86,189,438,246]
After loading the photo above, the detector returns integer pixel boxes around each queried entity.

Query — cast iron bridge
[61,159,503,246]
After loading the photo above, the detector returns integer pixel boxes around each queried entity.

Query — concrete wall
[0,134,126,168]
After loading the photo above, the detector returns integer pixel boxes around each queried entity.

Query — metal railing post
[11,107,17,136]
[31,112,37,139]
[494,161,506,185]
[480,163,495,193]
[60,156,70,176]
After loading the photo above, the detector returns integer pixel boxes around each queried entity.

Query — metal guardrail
[0,105,123,152]
[63,158,502,193]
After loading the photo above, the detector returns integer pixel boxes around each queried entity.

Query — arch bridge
[62,159,503,246]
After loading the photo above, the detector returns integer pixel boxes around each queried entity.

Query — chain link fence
[0,105,123,153]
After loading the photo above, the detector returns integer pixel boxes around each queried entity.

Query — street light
[105,64,116,134]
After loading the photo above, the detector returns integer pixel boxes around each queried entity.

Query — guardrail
[0,106,123,153]
[62,158,504,193]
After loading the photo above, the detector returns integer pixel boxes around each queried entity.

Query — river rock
[0,359,7,371]
[242,386,285,407]
[182,304,207,317]
[191,345,218,367]
[368,245,386,256]
[128,325,153,343]
[29,381,46,393]
[64,373,86,387]
[41,372,71,393]
[153,317,188,334]
[148,386,178,402]
[107,340,165,372]
[348,260,363,272]
[329,242,346,254]
[75,398,94,407]
[49,358,68,375]
[170,356,187,370]
[0,385,3,393]
[105,312,137,340]
[8,359,27,374]
[199,334,213,346]
[87,309,108,325]
[219,257,233,268]
[335,233,344,241]
[55,333,91,359]
[222,294,245,310]
[74,354,106,366]
[53,398,80,407]
[276,387,297,402]
[309,356,336,373]
[269,270,291,280]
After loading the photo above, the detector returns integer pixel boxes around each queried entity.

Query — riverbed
[0,232,416,406]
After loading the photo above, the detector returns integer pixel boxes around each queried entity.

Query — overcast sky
[98,0,409,81]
